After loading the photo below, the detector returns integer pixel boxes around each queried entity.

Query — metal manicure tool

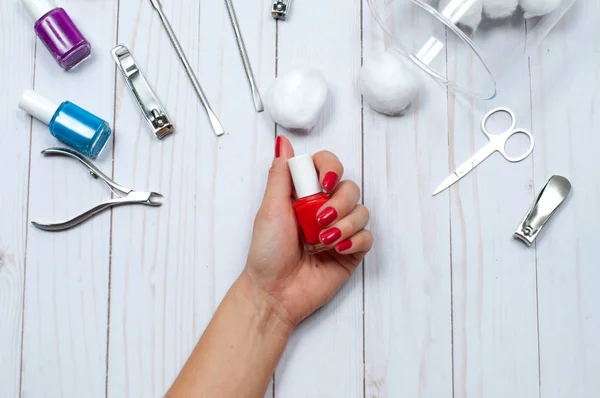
[433,107,535,196]
[272,0,291,20]
[224,0,264,112]
[514,175,571,247]
[111,44,174,139]
[149,0,224,137]
[32,148,163,232]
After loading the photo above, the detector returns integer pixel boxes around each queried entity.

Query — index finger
[312,151,344,192]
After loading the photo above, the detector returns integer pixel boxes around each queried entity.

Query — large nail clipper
[31,148,163,232]
[224,0,264,112]
[149,0,224,137]
[514,175,572,246]
[112,44,174,139]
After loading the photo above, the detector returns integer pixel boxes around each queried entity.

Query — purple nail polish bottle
[23,0,92,71]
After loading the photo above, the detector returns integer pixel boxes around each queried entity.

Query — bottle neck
[23,0,56,22]
[297,191,325,201]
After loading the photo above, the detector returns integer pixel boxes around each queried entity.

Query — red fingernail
[336,239,353,252]
[320,228,342,245]
[322,172,339,192]
[275,136,282,158]
[317,207,337,227]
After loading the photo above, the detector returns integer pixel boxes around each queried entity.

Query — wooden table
[1,0,598,396]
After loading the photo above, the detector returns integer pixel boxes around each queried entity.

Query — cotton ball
[520,0,562,17]
[483,0,518,18]
[360,52,421,116]
[439,0,483,31]
[265,67,328,131]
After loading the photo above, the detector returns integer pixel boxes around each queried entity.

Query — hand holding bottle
[244,136,373,326]
[169,136,372,396]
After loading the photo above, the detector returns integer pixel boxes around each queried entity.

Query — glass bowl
[367,0,577,99]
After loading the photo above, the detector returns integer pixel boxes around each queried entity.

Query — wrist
[235,271,295,338]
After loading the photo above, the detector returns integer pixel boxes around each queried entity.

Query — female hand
[168,136,372,397]
[244,136,373,326]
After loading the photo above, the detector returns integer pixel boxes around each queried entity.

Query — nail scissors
[32,148,163,232]
[433,107,535,196]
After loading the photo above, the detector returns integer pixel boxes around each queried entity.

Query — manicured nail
[317,207,337,227]
[336,239,353,252]
[322,171,339,192]
[275,136,282,158]
[320,227,342,245]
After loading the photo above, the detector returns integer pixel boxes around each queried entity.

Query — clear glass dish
[367,0,577,99]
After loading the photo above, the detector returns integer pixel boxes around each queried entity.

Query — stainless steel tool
[112,44,174,139]
[224,0,264,112]
[272,0,292,20]
[433,107,535,196]
[514,175,572,246]
[32,148,163,232]
[149,0,224,137]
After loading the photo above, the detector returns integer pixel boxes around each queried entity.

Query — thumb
[263,136,295,201]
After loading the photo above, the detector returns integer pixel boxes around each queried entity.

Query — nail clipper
[112,44,174,139]
[272,0,291,20]
[32,148,163,232]
[514,175,572,246]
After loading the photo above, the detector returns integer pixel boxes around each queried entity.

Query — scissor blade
[433,144,497,196]
[433,174,461,196]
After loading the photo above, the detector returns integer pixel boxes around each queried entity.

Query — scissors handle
[481,107,517,135]
[497,128,535,162]
[481,107,535,163]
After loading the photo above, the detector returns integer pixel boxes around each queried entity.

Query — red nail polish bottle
[288,154,331,254]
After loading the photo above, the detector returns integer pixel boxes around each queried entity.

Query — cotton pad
[439,0,483,31]
[265,67,328,131]
[483,0,518,18]
[520,0,562,17]
[360,51,421,116]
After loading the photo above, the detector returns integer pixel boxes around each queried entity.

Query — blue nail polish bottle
[19,90,112,158]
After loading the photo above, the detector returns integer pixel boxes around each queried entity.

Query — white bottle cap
[19,90,59,126]
[288,154,323,199]
[22,0,55,22]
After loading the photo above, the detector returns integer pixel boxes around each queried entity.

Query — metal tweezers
[32,148,163,232]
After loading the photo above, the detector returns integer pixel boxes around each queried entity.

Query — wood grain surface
[0,0,598,397]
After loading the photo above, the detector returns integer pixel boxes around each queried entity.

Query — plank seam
[360,1,366,397]
[105,0,122,396]
[19,37,38,398]
[527,51,543,398]
[445,26,456,398]
[272,15,279,398]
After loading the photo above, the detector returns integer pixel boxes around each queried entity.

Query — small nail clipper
[272,0,291,20]
[514,175,572,246]
[112,44,174,139]
[32,148,163,232]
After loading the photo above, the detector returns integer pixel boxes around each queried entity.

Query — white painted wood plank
[362,1,453,396]
[446,18,539,398]
[20,1,117,396]
[530,2,600,396]
[272,0,363,396]
[0,1,35,396]
[107,0,275,396]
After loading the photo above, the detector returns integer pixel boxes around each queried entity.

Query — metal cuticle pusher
[149,0,225,137]
[224,0,264,112]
